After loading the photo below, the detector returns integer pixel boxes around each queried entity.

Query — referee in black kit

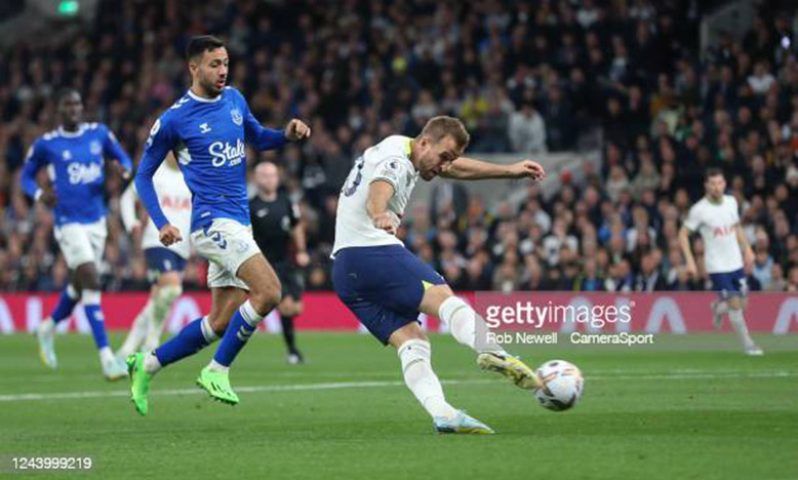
[250,161,308,364]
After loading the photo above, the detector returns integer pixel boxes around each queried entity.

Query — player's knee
[251,283,281,314]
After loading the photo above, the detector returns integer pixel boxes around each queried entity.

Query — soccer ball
[534,360,584,411]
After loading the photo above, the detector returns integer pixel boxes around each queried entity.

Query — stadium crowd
[1,0,797,293]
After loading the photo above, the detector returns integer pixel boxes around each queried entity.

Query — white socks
[144,285,182,350]
[398,339,458,420]
[438,296,507,356]
[99,346,115,364]
[144,352,162,375]
[118,300,153,358]
[728,309,756,349]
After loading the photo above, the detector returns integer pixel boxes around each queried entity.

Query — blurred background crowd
[1,0,797,293]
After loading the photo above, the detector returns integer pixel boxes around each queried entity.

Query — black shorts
[273,261,305,300]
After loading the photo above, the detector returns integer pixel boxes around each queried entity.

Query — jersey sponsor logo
[230,108,243,126]
[712,225,735,237]
[67,162,103,185]
[199,123,212,134]
[208,139,246,167]
[160,195,191,211]
[90,140,102,155]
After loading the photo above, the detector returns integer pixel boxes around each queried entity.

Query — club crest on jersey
[90,140,102,155]
[230,108,243,126]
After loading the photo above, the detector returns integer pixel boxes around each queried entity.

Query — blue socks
[81,290,110,349]
[154,317,218,367]
[212,301,263,367]
[51,285,79,323]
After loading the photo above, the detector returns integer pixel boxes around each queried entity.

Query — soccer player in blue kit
[22,88,133,380]
[127,36,310,415]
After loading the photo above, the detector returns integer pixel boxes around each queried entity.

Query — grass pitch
[1,332,796,479]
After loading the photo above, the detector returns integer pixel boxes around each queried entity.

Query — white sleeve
[370,156,407,191]
[683,204,701,232]
[119,182,140,232]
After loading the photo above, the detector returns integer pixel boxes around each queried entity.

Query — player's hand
[372,211,399,235]
[39,188,57,207]
[743,248,754,274]
[511,160,545,181]
[295,251,310,267]
[111,160,132,180]
[159,224,182,246]
[285,119,311,141]
[685,261,698,279]
[130,221,143,238]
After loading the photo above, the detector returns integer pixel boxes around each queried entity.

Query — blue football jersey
[135,87,286,233]
[21,123,132,226]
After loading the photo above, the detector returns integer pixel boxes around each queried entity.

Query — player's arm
[241,95,310,150]
[736,224,754,271]
[20,140,55,206]
[367,180,399,235]
[119,183,142,235]
[440,157,545,181]
[287,199,309,267]
[679,208,700,277]
[102,126,133,179]
[134,117,181,245]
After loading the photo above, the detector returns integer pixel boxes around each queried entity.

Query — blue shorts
[144,247,186,283]
[709,268,747,299]
[332,245,446,345]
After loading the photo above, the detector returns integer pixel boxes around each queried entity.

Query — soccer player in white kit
[679,168,763,355]
[118,155,192,358]
[332,116,546,434]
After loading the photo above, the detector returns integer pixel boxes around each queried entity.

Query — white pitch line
[0,371,794,403]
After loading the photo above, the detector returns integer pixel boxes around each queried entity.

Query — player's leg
[712,270,762,355]
[126,286,240,415]
[388,322,493,434]
[117,285,156,360]
[727,294,762,355]
[277,266,305,363]
[207,252,280,370]
[195,253,280,405]
[415,268,542,390]
[35,276,80,369]
[142,270,183,351]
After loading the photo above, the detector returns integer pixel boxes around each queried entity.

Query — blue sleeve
[134,116,174,230]
[101,125,133,173]
[239,93,287,151]
[21,139,49,199]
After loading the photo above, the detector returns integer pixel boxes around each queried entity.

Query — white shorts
[54,219,107,270]
[191,218,260,290]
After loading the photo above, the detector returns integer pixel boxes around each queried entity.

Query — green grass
[1,332,797,479]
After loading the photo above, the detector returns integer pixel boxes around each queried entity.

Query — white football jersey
[120,163,193,259]
[333,135,419,254]
[683,194,743,273]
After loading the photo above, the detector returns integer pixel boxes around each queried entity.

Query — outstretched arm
[440,157,545,181]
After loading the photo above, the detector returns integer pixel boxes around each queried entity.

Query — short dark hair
[705,167,724,181]
[419,116,470,150]
[55,87,79,104]
[186,35,225,61]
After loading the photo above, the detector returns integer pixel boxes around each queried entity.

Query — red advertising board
[0,292,796,334]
